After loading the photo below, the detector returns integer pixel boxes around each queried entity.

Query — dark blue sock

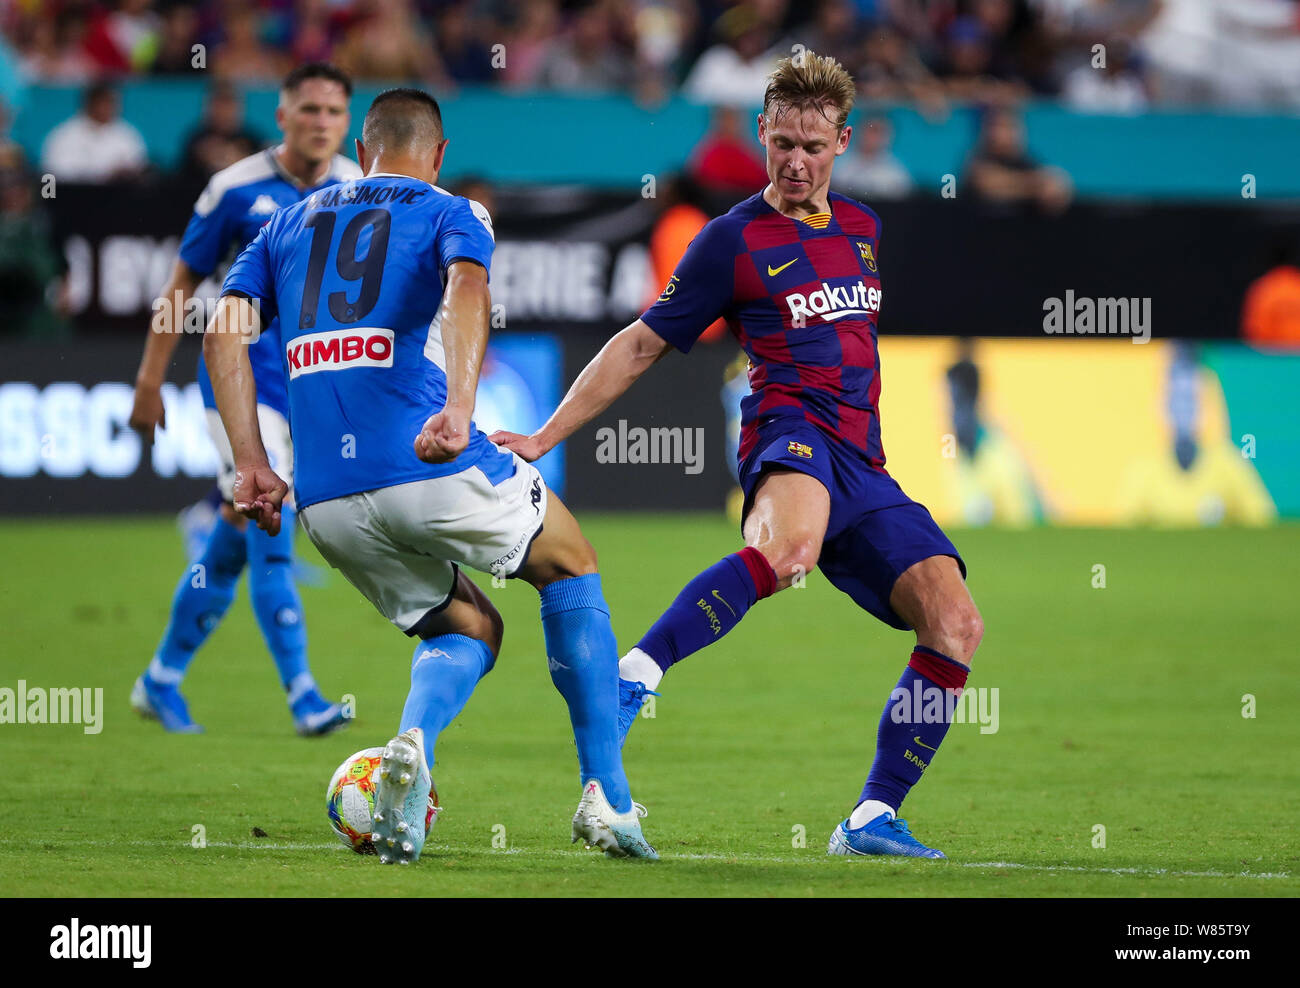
[539,574,631,813]
[247,504,312,703]
[150,514,246,684]
[860,646,971,811]
[399,634,495,769]
[635,547,777,673]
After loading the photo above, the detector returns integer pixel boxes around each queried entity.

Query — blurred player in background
[207,88,656,863]
[127,63,360,735]
[495,52,983,858]
[1119,342,1275,527]
[945,338,1044,527]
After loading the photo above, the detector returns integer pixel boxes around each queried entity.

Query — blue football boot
[617,678,659,748]
[130,674,204,734]
[827,812,947,859]
[291,688,350,737]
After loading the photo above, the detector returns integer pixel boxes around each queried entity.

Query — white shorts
[204,405,294,506]
[298,454,547,635]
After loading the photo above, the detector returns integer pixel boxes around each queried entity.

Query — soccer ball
[326,746,439,854]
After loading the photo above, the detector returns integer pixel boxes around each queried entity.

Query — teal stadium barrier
[11,80,1300,200]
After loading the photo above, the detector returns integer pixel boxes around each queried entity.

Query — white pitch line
[14,839,1291,878]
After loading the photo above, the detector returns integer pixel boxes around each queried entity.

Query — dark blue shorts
[738,418,965,631]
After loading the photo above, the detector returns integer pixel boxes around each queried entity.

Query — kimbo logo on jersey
[287,328,395,379]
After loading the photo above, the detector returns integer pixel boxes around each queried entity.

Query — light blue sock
[399,634,495,769]
[246,504,312,704]
[149,515,246,685]
[539,574,632,813]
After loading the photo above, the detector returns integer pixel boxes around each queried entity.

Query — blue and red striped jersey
[641,190,888,470]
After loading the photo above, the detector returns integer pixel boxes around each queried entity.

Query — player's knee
[537,536,599,584]
[765,539,819,588]
[464,594,504,659]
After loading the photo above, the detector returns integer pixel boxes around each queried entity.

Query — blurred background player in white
[127,63,360,734]
[206,88,656,862]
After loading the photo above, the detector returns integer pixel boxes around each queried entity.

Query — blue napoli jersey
[183,148,363,416]
[220,174,504,509]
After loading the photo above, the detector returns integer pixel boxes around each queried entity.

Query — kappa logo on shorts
[530,478,542,513]
[788,441,814,459]
[286,328,394,379]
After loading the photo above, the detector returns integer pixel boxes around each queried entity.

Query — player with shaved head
[205,88,657,863]
[493,53,983,859]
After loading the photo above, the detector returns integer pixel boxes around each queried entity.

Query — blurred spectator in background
[0,162,69,338]
[100,0,162,73]
[832,114,913,200]
[937,15,1029,103]
[1034,0,1161,84]
[453,175,497,223]
[964,106,1070,211]
[3,0,1299,110]
[334,0,445,84]
[500,0,563,88]
[1060,35,1149,112]
[646,173,727,341]
[40,81,147,183]
[536,1,631,92]
[436,1,497,85]
[1241,240,1300,348]
[629,0,694,106]
[291,0,342,66]
[211,3,289,82]
[18,11,97,82]
[151,2,203,75]
[779,0,862,71]
[857,22,947,117]
[179,81,263,185]
[0,103,21,173]
[687,105,767,197]
[682,2,780,107]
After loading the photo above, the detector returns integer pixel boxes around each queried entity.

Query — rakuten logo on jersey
[287,328,395,379]
[786,282,882,325]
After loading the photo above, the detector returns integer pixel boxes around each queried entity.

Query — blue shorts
[738,418,965,631]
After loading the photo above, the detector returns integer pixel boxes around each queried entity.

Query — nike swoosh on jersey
[913,736,938,751]
[767,258,797,276]
[711,589,737,616]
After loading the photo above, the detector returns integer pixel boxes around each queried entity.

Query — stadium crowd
[3,0,1300,110]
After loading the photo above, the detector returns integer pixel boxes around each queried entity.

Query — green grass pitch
[1,515,1296,897]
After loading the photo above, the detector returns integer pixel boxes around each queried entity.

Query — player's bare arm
[129,258,203,441]
[202,294,287,533]
[415,259,491,464]
[490,318,672,462]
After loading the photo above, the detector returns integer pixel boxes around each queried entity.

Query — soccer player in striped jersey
[493,53,983,859]
[128,64,360,735]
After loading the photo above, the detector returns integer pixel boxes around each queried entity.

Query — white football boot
[571,779,658,860]
[371,728,433,864]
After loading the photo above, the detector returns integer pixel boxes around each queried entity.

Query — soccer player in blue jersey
[127,64,360,735]
[493,53,983,859]
[204,88,655,863]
